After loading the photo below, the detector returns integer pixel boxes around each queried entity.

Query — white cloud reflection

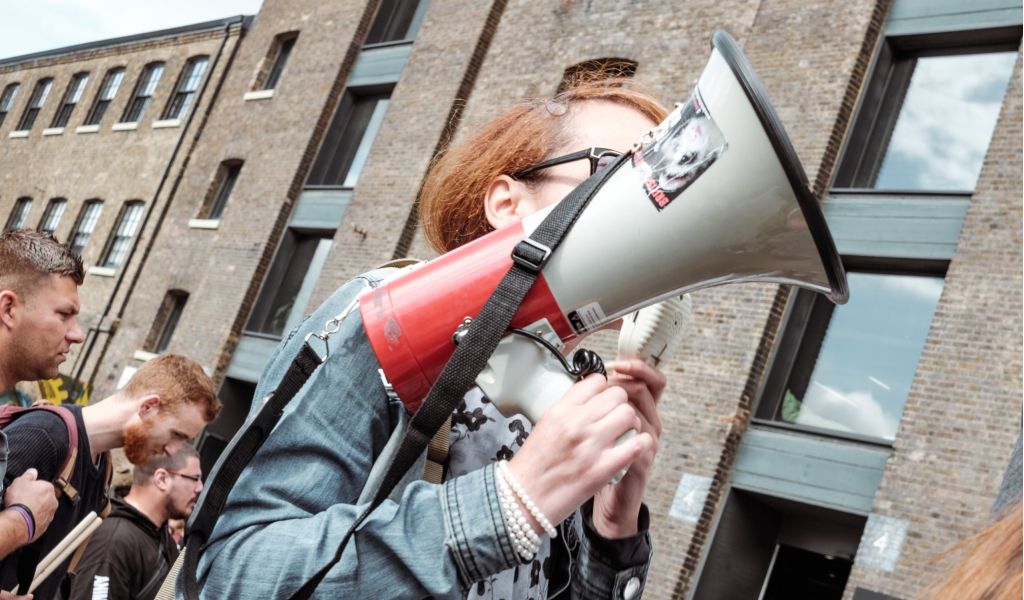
[874,51,1017,191]
[796,381,898,440]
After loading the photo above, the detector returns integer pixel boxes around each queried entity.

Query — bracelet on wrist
[6,503,36,542]
[497,460,558,539]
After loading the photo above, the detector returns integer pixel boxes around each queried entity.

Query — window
[84,68,125,126]
[148,290,189,354]
[0,83,19,128]
[16,78,53,131]
[757,270,944,442]
[38,198,67,236]
[246,230,333,337]
[364,0,429,45]
[262,33,297,90]
[557,58,638,93]
[203,160,243,219]
[121,62,164,123]
[835,38,1017,192]
[51,72,89,128]
[307,91,390,187]
[100,200,144,269]
[4,197,32,230]
[163,56,208,120]
[69,200,103,256]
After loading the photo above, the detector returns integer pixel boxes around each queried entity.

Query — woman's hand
[506,374,653,532]
[592,359,666,538]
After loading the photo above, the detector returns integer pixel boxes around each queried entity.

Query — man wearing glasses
[66,444,203,600]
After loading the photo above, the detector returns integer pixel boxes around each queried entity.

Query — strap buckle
[511,238,552,274]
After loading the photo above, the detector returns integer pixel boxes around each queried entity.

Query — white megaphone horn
[360,28,849,414]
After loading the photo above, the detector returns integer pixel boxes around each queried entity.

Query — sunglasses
[167,471,202,483]
[513,147,622,179]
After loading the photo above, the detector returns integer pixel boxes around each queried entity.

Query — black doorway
[761,544,852,599]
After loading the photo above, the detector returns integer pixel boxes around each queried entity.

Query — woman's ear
[484,175,526,230]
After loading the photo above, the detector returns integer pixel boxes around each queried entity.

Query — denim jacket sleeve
[193,273,520,599]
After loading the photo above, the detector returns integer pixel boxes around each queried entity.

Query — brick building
[0,1,1019,598]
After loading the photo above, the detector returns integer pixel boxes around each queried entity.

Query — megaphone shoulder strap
[288,154,628,600]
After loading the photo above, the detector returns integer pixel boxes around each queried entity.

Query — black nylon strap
[288,155,626,600]
[180,341,323,600]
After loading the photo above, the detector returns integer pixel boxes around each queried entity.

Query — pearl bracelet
[495,471,539,561]
[497,460,558,539]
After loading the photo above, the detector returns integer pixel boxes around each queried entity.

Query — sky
[0,0,265,60]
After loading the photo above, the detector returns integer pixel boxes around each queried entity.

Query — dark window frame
[4,197,33,231]
[162,56,209,120]
[363,0,429,47]
[262,32,298,91]
[121,62,165,123]
[37,197,67,236]
[68,199,103,257]
[306,87,391,188]
[753,257,948,446]
[50,72,90,128]
[99,200,145,269]
[0,82,21,129]
[148,289,189,354]
[84,67,126,126]
[16,77,53,132]
[203,159,243,220]
[833,26,1020,191]
[245,228,334,338]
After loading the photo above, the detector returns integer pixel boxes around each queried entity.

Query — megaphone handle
[608,429,637,485]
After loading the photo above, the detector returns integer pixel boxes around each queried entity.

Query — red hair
[419,80,668,253]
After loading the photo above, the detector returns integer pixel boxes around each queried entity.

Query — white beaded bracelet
[497,460,558,539]
[495,472,539,561]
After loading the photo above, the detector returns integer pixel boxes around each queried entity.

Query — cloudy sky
[0,0,265,60]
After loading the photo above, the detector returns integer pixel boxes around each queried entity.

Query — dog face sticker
[633,92,727,210]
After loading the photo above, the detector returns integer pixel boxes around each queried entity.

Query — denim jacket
[192,270,651,599]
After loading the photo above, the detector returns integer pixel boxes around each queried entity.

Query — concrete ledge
[133,350,159,362]
[152,118,181,129]
[243,89,275,101]
[8,130,28,138]
[42,127,64,136]
[188,218,220,230]
[111,122,138,131]
[76,124,100,134]
[87,266,116,277]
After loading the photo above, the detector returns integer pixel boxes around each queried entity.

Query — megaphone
[361,29,848,413]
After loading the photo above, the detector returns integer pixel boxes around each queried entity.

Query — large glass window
[364,0,429,46]
[0,83,19,128]
[100,200,144,269]
[835,41,1017,192]
[758,271,944,441]
[5,197,32,230]
[69,200,103,257]
[51,72,89,128]
[84,68,125,126]
[38,198,67,236]
[163,56,208,120]
[246,230,333,337]
[16,78,53,132]
[306,91,390,188]
[122,62,164,123]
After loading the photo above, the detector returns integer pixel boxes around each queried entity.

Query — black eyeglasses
[167,471,201,483]
[514,147,622,179]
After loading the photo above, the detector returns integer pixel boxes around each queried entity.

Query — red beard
[123,420,154,464]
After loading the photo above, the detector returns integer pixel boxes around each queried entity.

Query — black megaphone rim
[711,28,849,304]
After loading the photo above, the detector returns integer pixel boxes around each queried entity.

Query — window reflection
[780,272,944,441]
[874,51,1016,191]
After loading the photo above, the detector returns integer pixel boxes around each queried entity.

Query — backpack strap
[1,404,82,503]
